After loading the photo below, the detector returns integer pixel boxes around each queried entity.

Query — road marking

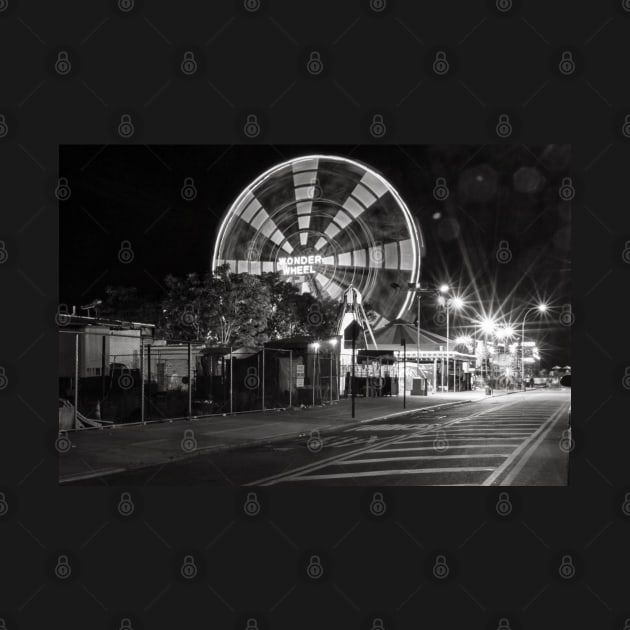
[248,396,549,486]
[494,401,570,486]
[376,444,521,452]
[481,401,568,486]
[339,454,511,464]
[285,467,496,481]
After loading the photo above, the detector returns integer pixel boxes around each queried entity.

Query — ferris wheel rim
[211,153,423,321]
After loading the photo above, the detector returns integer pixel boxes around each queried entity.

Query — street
[81,389,570,486]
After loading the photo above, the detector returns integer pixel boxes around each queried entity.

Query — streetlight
[408,282,444,372]
[520,303,548,389]
[329,338,337,403]
[438,291,465,392]
[312,342,320,406]
[478,316,497,384]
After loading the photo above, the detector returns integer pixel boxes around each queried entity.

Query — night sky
[59,144,571,366]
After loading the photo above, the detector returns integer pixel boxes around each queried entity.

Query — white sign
[277,255,322,276]
[296,378,304,388]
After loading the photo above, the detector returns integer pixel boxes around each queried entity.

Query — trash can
[485,386,492,395]
[411,377,428,396]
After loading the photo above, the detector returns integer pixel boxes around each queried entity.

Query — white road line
[287,467,496,481]
[482,402,568,486]
[375,444,521,453]
[338,454,511,464]
[391,437,532,443]
[249,396,543,486]
[496,401,570,486]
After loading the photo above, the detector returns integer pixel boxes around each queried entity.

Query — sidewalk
[59,389,516,483]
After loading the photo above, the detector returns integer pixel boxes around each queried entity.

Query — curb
[59,393,523,484]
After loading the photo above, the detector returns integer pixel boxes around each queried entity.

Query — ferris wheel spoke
[313,170,389,251]
[313,268,346,301]
[233,189,294,255]
[319,239,415,271]
[291,157,319,247]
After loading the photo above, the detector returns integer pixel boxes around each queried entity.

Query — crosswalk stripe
[337,454,511,464]
[375,444,521,453]
[288,467,497,480]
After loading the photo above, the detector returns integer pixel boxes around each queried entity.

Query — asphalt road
[84,389,571,486]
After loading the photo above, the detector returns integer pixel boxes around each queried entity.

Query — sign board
[277,255,322,276]
[296,364,305,388]
[296,378,304,388]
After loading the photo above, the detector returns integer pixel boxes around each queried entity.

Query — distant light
[456,335,472,346]
[330,338,338,346]
[451,296,464,310]
[439,284,450,293]
[432,212,442,220]
[480,317,496,334]
[437,295,446,306]
[537,303,548,313]
[312,342,320,350]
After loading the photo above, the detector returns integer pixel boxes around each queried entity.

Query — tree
[159,266,272,346]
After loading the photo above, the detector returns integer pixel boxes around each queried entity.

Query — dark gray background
[0,1,628,628]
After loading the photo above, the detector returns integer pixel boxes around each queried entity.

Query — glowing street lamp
[441,294,465,392]
[520,303,549,389]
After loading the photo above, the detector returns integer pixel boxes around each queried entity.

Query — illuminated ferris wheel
[211,155,424,328]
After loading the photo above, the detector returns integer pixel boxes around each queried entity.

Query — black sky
[59,144,571,366]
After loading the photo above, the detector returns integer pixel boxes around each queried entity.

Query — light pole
[329,338,337,404]
[312,342,320,406]
[438,293,464,392]
[407,283,447,367]
[520,304,548,389]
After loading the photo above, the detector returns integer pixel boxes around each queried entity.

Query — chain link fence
[58,331,340,431]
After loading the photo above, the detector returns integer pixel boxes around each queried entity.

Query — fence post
[146,344,152,422]
[262,348,265,411]
[140,336,145,424]
[74,332,79,429]
[289,350,293,408]
[101,335,106,409]
[229,346,233,414]
[187,342,192,419]
[330,352,333,405]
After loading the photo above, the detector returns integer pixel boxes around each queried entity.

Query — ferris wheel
[211,154,424,328]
